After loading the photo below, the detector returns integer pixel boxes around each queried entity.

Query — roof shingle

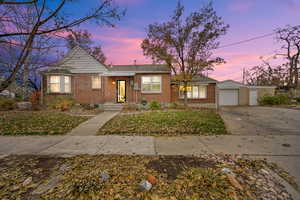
[107,64,171,72]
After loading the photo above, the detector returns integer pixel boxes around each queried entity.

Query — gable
[56,46,107,73]
[218,80,245,89]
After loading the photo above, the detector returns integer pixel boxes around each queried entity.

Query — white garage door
[219,89,239,106]
[249,89,258,106]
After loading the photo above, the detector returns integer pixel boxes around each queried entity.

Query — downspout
[215,83,219,110]
[40,75,43,105]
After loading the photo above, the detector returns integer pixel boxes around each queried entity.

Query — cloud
[228,0,254,12]
[273,0,300,15]
[210,52,261,81]
[91,27,150,64]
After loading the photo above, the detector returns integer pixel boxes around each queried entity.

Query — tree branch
[0,0,37,5]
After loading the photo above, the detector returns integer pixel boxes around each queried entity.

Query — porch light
[112,81,116,85]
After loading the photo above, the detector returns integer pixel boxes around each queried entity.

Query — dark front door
[116,80,126,103]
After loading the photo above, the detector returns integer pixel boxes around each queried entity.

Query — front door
[116,80,126,103]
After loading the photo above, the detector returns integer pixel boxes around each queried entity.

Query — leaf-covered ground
[98,109,228,136]
[0,155,294,200]
[0,111,89,135]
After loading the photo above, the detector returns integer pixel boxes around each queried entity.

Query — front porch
[103,74,137,104]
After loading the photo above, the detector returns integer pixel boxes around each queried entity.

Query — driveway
[220,106,300,135]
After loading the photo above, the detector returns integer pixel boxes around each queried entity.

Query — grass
[0,111,89,136]
[0,154,282,200]
[98,109,227,136]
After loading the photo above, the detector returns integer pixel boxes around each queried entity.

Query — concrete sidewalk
[68,111,119,136]
[1,135,299,156]
[0,135,299,184]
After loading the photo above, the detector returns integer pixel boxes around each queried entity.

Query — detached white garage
[217,80,245,106]
[219,89,239,106]
[217,80,276,106]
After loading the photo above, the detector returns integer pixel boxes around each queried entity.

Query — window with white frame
[91,75,101,89]
[141,76,162,93]
[49,75,71,93]
[179,85,207,99]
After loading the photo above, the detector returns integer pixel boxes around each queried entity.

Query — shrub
[141,98,147,106]
[123,104,137,111]
[168,102,178,109]
[294,97,300,103]
[0,97,16,111]
[259,94,290,105]
[80,104,98,110]
[49,97,74,111]
[29,90,40,105]
[149,100,161,110]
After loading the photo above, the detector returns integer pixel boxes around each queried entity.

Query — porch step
[103,103,124,111]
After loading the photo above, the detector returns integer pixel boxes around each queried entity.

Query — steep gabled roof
[49,46,108,74]
[107,64,171,73]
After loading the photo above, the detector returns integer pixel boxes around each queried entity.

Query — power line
[214,32,276,50]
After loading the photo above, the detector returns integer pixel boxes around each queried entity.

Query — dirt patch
[146,156,216,180]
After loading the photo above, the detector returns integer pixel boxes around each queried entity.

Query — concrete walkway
[68,111,119,136]
[0,135,299,186]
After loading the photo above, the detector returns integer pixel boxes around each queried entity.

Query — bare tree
[141,1,228,105]
[66,29,107,64]
[245,62,289,89]
[276,25,300,89]
[0,0,37,5]
[0,0,125,92]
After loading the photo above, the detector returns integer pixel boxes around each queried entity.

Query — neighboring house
[41,46,217,108]
[217,80,276,106]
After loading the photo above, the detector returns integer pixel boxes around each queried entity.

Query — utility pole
[242,67,245,84]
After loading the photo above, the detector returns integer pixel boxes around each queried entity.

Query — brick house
[41,46,217,108]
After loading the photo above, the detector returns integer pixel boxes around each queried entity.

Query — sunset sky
[69,0,300,81]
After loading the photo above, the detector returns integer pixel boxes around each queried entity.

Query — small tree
[66,29,107,64]
[141,1,228,105]
[276,25,300,89]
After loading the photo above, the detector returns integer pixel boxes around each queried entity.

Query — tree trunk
[183,81,188,107]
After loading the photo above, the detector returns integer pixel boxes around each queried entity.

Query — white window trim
[91,75,102,89]
[141,75,162,94]
[48,75,71,94]
[179,84,208,99]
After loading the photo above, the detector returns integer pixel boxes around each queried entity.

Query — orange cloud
[91,27,150,64]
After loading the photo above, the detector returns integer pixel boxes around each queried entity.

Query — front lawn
[0,111,89,135]
[98,109,227,136]
[0,155,293,200]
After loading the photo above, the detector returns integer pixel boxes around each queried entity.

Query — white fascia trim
[247,86,277,89]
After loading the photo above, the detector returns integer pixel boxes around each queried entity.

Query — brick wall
[73,74,104,104]
[43,74,105,105]
[43,73,216,105]
[134,73,172,104]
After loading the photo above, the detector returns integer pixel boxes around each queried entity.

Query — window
[180,85,207,99]
[49,75,71,93]
[141,76,162,93]
[49,76,60,93]
[92,75,101,89]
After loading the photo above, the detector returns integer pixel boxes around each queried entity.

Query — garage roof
[217,80,245,89]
